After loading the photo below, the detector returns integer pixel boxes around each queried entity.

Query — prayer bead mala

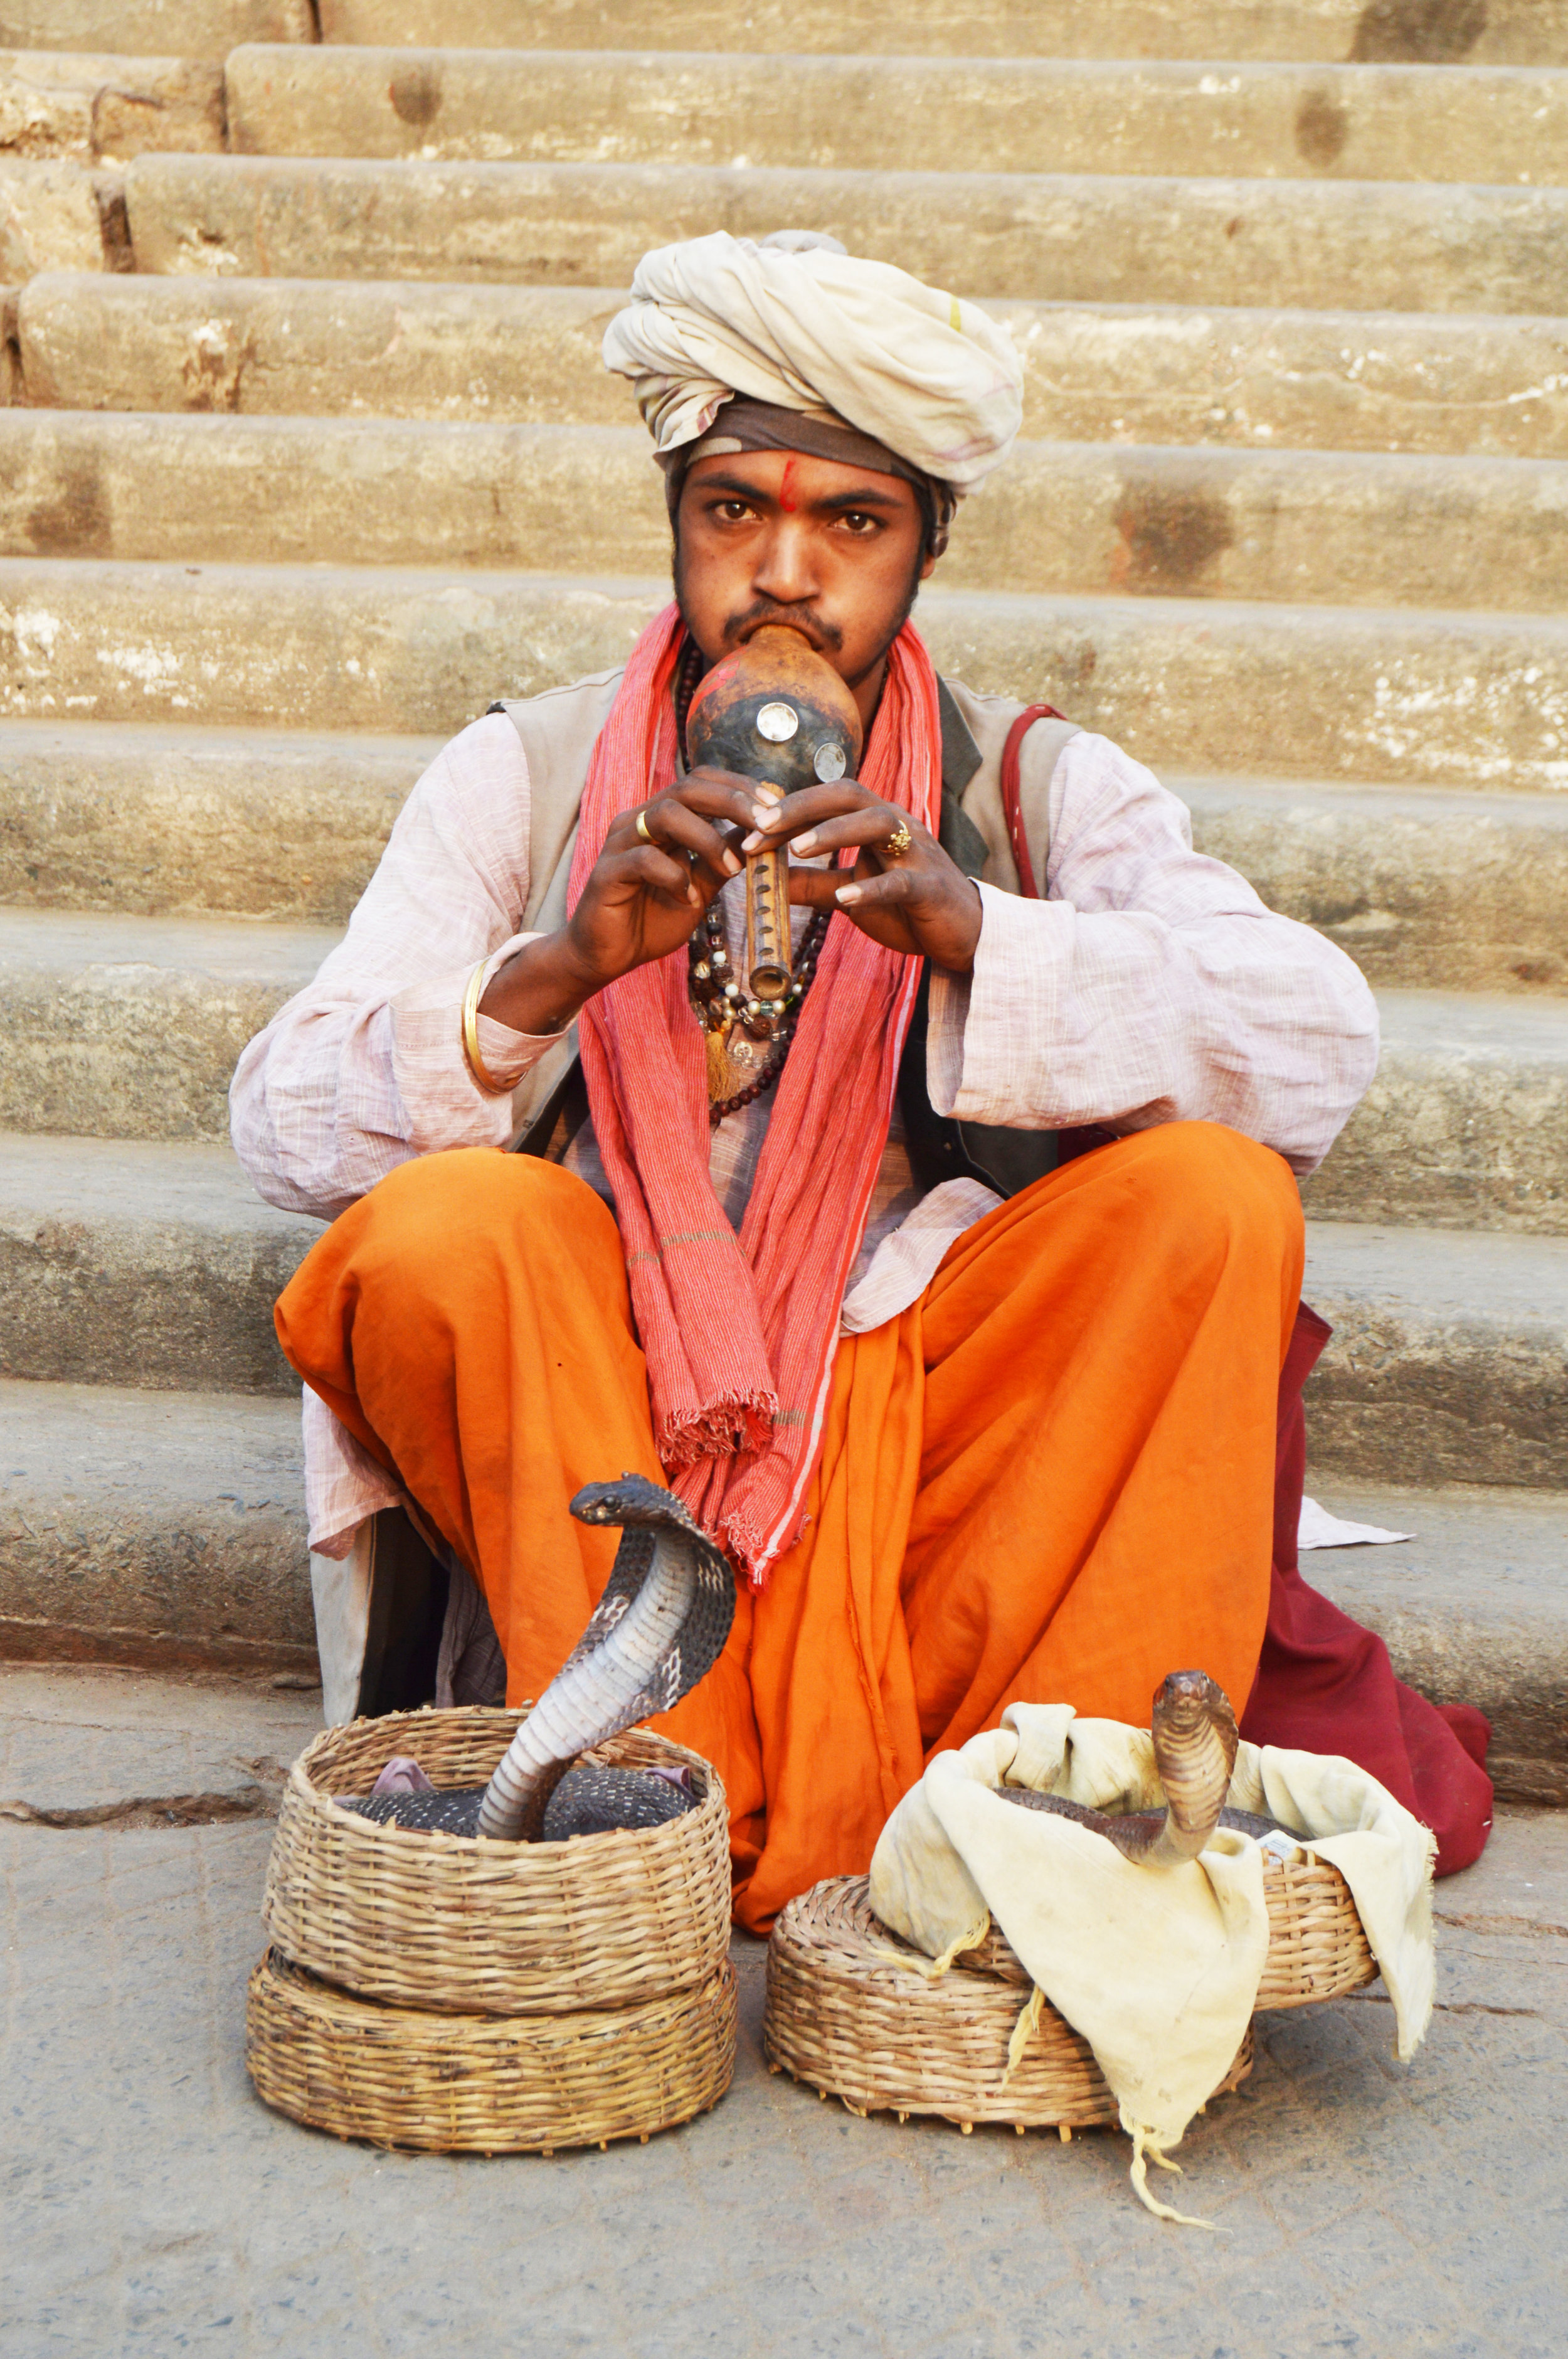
[689,902,829,1127]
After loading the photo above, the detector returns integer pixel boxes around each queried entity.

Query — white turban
[602,231,1023,499]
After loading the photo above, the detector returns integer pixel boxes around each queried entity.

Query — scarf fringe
[657,1392,778,1474]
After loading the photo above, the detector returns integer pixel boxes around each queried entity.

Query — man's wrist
[479,930,604,1036]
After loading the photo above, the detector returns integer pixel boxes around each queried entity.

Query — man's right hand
[479,767,761,1038]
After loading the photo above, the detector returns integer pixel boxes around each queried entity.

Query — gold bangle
[461,957,507,1095]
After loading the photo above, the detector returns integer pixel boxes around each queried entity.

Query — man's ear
[919,553,938,582]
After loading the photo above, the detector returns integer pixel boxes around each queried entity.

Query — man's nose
[751,518,819,607]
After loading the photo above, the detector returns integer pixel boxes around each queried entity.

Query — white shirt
[231,710,1379,1554]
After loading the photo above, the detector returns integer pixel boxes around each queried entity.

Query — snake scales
[995,1669,1287,1860]
[345,1473,737,1844]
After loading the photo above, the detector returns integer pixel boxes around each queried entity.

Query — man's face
[674,449,936,730]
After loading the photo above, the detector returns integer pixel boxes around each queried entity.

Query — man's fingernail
[836,883,862,905]
[793,832,818,856]
[751,804,777,829]
[723,850,743,875]
[740,831,763,854]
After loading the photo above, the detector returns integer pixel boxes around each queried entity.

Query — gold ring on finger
[886,820,913,859]
[635,807,654,843]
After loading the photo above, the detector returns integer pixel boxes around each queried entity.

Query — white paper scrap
[1298,1496,1414,1551]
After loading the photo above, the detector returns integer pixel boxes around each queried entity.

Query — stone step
[5,410,1567,615]
[0,718,435,924]
[312,0,1568,70]
[6,727,1564,999]
[0,558,1562,790]
[0,904,338,1142]
[0,53,223,166]
[1303,990,1568,1237]
[3,1376,1564,1793]
[120,154,1568,318]
[0,1375,311,1675]
[1304,1479,1568,1806]
[26,274,1568,464]
[0,1132,315,1394]
[1177,780,1568,997]
[0,2,313,60]
[2,895,1560,1240]
[225,44,1568,188]
[1303,1220,1568,1492]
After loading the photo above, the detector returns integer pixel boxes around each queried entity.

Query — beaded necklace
[674,637,833,1131]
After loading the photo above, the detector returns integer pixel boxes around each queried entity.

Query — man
[234,232,1488,1923]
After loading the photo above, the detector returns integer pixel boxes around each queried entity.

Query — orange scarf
[566,602,941,1581]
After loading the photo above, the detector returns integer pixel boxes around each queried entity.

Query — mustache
[724,601,844,655]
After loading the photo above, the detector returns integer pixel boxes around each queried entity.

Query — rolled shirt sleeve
[230,711,566,1219]
[926,731,1379,1176]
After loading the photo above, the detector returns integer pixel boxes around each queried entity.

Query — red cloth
[565,602,940,1582]
[1241,1302,1495,1876]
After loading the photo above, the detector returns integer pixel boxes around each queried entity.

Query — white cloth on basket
[869,1703,1436,2190]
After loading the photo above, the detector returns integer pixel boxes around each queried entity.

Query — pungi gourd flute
[685,625,864,1101]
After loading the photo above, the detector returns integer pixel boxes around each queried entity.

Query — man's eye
[714,501,753,522]
[839,512,879,535]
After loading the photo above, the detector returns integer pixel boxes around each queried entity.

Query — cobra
[345,1474,737,1844]
[995,1669,1288,1861]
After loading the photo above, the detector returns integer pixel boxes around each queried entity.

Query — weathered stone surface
[228,45,1568,188]
[1182,780,1568,994]
[0,53,223,164]
[0,1133,316,1392]
[18,272,632,425]
[4,411,1567,615]
[1303,991,1568,1235]
[1303,1220,1568,1490]
[998,300,1568,461]
[122,153,1568,317]
[0,716,427,918]
[0,1377,311,1671]
[317,0,1568,69]
[0,1660,321,1814]
[0,718,433,920]
[3,725,1559,998]
[0,905,336,1142]
[1310,1481,1568,1803]
[1,559,1567,789]
[0,1,313,60]
[27,271,1568,464]
[0,157,103,280]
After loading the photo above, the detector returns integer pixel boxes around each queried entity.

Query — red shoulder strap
[999,703,1064,900]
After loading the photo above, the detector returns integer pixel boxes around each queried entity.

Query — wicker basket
[247,1948,737,2154]
[955,1848,1377,2010]
[263,1707,730,2017]
[764,1877,1253,2133]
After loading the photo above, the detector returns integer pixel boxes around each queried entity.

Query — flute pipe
[744,782,792,1001]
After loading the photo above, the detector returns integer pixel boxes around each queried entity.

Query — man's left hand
[740,780,982,972]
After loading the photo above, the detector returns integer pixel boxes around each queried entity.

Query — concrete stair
[221,46,1568,184]
[21,274,1568,461]
[0,0,1560,1806]
[2,558,1566,785]
[115,155,1568,316]
[4,410,1568,612]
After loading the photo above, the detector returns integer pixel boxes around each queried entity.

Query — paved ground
[3,1668,1566,2359]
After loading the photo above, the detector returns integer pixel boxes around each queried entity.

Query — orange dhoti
[276,1120,1304,1932]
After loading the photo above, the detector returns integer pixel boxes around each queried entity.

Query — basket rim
[287,1706,724,1858]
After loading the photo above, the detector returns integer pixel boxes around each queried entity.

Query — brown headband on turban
[659,395,956,559]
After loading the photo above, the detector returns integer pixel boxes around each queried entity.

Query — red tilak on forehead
[778,455,798,512]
